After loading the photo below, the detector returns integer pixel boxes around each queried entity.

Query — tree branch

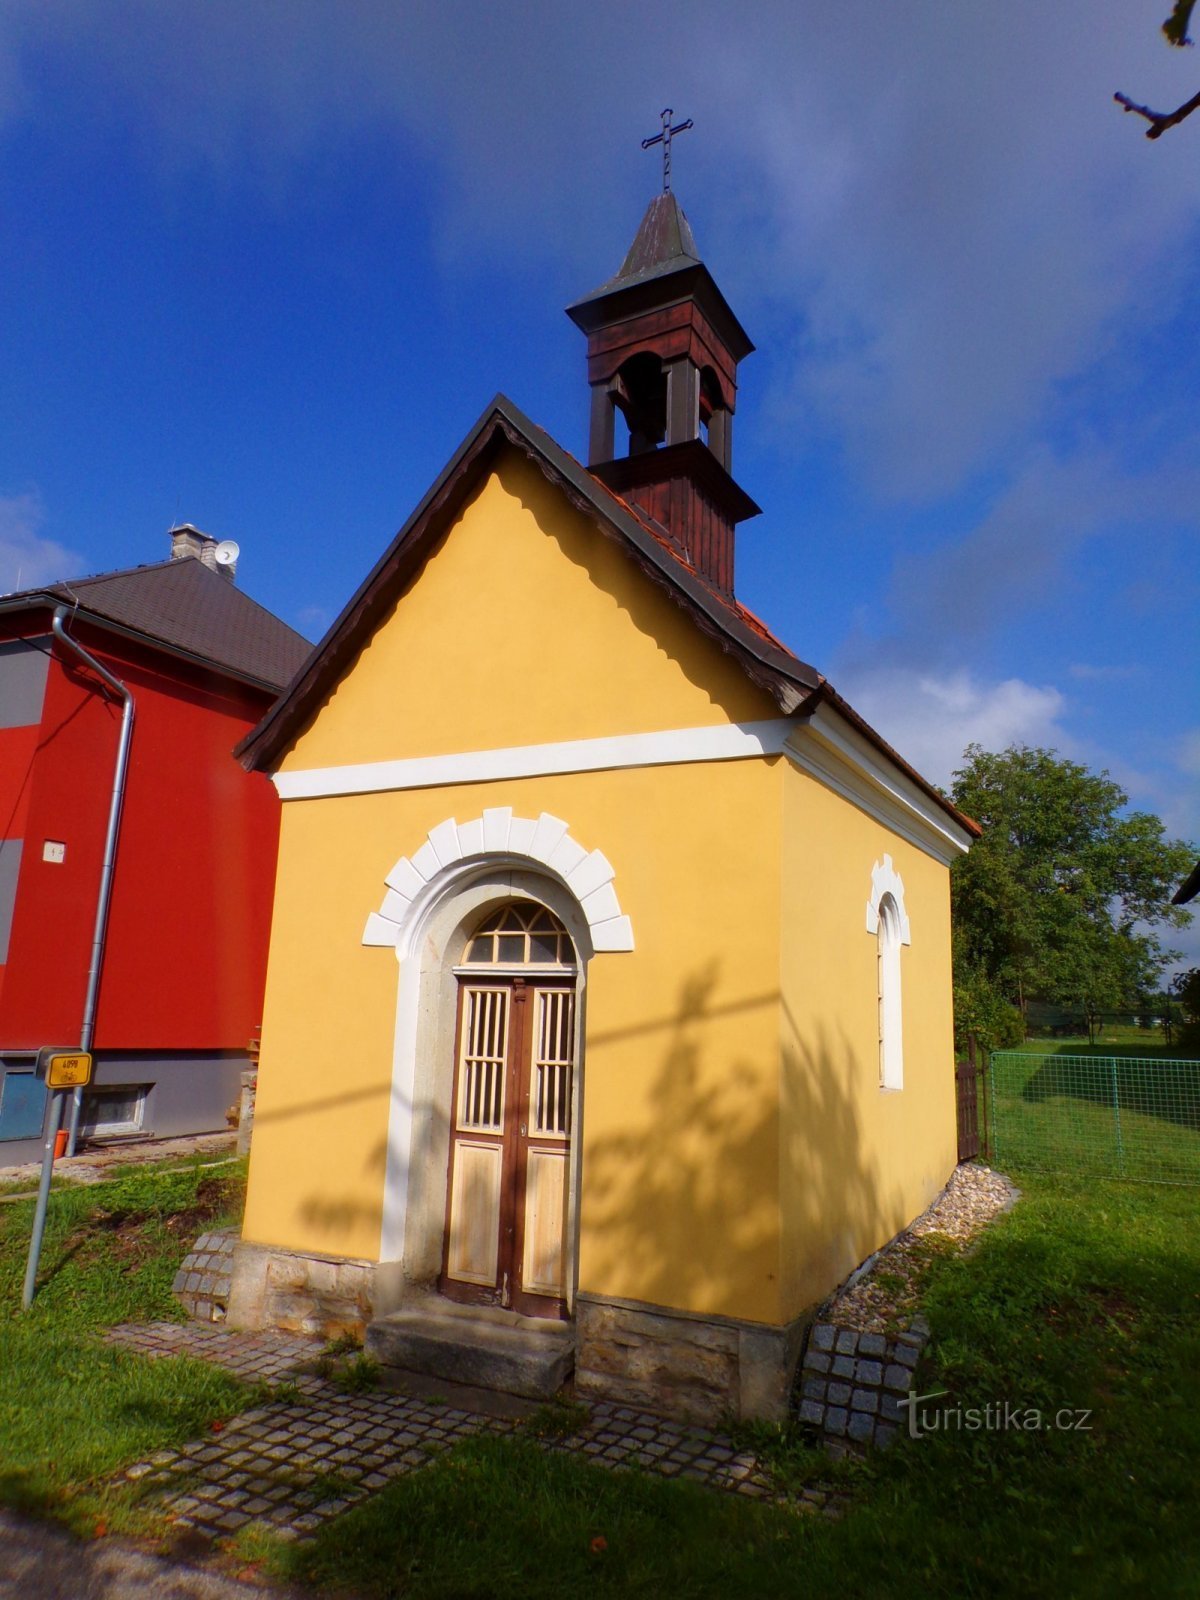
[1162,0,1196,49]
[1114,86,1200,137]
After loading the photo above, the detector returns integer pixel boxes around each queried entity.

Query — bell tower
[566,191,759,594]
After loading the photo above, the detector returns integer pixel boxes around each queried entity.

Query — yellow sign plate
[42,1052,93,1089]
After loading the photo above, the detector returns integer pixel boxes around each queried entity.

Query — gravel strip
[824,1164,1018,1334]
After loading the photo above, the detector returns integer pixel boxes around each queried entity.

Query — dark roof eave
[566,260,755,361]
[0,591,298,695]
[1173,862,1200,906]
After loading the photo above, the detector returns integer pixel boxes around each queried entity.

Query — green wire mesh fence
[988,1051,1200,1185]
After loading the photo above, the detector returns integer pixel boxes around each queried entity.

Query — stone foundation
[225,1240,379,1342]
[227,1252,808,1424]
[574,1294,808,1425]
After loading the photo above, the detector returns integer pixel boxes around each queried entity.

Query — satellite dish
[214,540,240,568]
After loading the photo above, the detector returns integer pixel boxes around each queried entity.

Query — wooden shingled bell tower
[566,178,760,595]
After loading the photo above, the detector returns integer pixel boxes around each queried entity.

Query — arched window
[866,855,910,1091]
[463,903,575,969]
[877,893,904,1090]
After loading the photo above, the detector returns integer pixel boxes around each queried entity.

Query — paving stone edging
[796,1315,929,1453]
[104,1322,843,1542]
[171,1228,237,1323]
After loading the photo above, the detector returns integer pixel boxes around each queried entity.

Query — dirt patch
[159,1176,235,1237]
[71,1176,239,1275]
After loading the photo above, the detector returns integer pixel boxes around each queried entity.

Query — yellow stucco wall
[244,444,959,1333]
[245,446,789,1322]
[280,457,771,773]
[244,760,786,1322]
[778,762,958,1320]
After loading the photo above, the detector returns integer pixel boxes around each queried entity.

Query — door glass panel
[458,988,508,1131]
[533,989,574,1137]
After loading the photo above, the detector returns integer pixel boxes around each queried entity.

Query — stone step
[365,1301,574,1401]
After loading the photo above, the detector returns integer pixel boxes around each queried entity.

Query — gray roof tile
[6,558,310,691]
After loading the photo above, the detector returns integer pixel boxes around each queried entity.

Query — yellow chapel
[227,191,978,1422]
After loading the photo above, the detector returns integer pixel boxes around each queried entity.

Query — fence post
[1111,1057,1125,1178]
[975,1037,990,1160]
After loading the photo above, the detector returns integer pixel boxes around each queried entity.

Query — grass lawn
[989,1050,1200,1183]
[0,1156,261,1537]
[255,1169,1200,1599]
[1018,1027,1185,1057]
[2,1155,1198,1597]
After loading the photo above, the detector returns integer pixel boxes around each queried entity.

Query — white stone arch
[864,853,911,944]
[363,807,634,955]
[366,810,633,1292]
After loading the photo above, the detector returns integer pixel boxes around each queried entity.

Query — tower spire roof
[571,192,702,306]
[566,193,752,363]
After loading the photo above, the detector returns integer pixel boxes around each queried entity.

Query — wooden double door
[439,976,575,1319]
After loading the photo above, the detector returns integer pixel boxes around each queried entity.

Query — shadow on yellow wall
[506,461,777,725]
[780,1004,893,1318]
[243,968,904,1316]
[248,1079,391,1247]
[578,963,889,1325]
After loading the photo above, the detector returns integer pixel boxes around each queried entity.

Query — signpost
[22,1047,93,1310]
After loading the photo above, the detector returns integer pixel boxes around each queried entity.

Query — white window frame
[866,855,911,1092]
[79,1085,148,1139]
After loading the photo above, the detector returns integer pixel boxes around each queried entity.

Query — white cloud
[1178,730,1200,780]
[295,603,331,640]
[0,490,81,594]
[841,666,1068,790]
[3,2,1200,504]
[851,440,1200,662]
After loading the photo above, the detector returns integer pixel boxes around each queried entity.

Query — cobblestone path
[104,1323,820,1542]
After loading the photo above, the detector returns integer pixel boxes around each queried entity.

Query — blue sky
[1,2,1197,962]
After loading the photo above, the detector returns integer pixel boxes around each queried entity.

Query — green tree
[950,745,1195,1035]
[1116,1,1200,138]
[1173,968,1200,1052]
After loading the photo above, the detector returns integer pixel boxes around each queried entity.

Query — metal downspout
[51,607,135,1155]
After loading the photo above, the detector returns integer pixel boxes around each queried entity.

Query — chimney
[169,524,219,569]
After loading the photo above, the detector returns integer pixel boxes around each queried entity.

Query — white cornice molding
[274,719,793,800]
[785,705,972,866]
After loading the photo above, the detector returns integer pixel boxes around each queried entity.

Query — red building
[0,527,310,1162]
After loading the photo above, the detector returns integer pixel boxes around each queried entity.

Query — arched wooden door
[439,905,576,1319]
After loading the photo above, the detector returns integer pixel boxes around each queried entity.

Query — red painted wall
[0,617,281,1052]
[0,725,41,840]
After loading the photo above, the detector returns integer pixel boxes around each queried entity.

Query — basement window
[78,1086,148,1139]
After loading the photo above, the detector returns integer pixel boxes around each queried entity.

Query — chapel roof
[233,395,979,839]
[0,556,312,693]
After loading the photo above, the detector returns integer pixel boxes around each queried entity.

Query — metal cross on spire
[641,108,693,193]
